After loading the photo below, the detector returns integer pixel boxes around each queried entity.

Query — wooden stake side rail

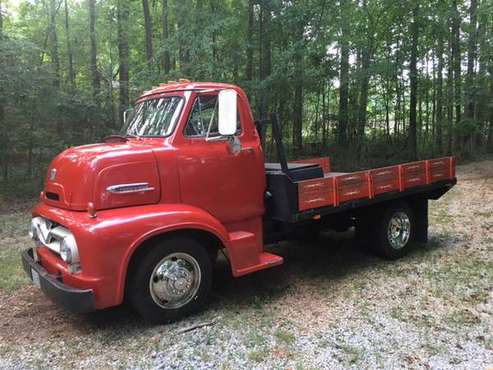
[298,156,456,212]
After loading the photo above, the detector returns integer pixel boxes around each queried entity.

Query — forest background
[0,0,492,198]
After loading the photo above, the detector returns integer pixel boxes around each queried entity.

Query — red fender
[33,202,231,308]
[114,204,231,304]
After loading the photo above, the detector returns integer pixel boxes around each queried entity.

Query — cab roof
[138,80,241,100]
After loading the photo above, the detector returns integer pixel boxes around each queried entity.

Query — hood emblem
[50,168,57,181]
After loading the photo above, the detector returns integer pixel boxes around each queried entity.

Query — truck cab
[22,81,456,323]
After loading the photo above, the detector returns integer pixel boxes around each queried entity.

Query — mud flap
[411,198,428,243]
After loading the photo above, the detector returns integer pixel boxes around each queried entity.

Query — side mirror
[218,89,237,136]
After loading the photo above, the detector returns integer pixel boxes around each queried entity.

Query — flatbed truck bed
[265,156,456,223]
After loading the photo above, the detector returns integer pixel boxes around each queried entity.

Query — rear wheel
[372,202,414,259]
[127,237,212,323]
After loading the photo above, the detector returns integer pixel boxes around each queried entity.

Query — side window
[185,95,241,137]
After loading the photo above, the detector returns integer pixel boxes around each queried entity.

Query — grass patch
[248,348,268,363]
[474,210,493,218]
[0,207,32,292]
[246,331,268,348]
[425,258,493,301]
[274,329,295,346]
[0,241,29,292]
[446,308,481,326]
[431,208,454,225]
[338,343,363,364]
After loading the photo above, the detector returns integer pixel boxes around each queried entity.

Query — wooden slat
[427,156,456,184]
[298,177,335,211]
[368,165,400,196]
[400,161,427,189]
[336,172,370,204]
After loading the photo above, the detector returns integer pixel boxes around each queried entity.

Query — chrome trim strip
[106,182,155,194]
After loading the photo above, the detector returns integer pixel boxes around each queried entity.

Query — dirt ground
[0,160,492,369]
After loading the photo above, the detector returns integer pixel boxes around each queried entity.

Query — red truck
[23,81,456,323]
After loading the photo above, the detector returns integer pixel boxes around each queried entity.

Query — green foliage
[0,0,492,197]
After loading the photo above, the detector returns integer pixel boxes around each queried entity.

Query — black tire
[371,202,414,259]
[127,237,212,324]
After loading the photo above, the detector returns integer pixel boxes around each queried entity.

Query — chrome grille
[31,216,71,255]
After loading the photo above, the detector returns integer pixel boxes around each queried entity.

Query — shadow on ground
[31,229,450,337]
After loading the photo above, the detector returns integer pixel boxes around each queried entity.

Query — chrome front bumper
[21,248,95,313]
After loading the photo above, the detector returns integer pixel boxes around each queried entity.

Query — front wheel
[372,202,414,259]
[127,237,212,323]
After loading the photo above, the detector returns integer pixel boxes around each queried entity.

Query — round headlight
[59,235,79,264]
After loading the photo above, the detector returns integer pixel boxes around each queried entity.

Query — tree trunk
[245,0,254,82]
[338,0,349,147]
[488,65,493,152]
[89,0,100,98]
[292,20,304,153]
[142,0,154,69]
[419,56,430,138]
[49,0,60,88]
[357,43,370,151]
[177,4,190,76]
[451,0,461,150]
[464,0,477,153]
[210,0,218,67]
[322,83,328,147]
[64,0,75,89]
[0,0,5,180]
[258,1,271,120]
[0,0,6,180]
[408,3,419,160]
[118,0,130,125]
[161,0,171,74]
[435,29,444,154]
[447,28,454,155]
[395,39,402,137]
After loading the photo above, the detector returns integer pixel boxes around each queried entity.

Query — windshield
[121,96,184,137]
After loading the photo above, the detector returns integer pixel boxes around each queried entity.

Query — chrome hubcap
[387,212,411,250]
[149,253,201,309]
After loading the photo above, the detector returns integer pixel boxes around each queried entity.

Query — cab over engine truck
[23,81,457,323]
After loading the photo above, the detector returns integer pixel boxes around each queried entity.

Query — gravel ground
[0,160,492,369]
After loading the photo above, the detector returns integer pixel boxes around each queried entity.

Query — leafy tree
[0,0,492,196]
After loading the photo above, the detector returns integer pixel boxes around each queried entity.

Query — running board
[227,231,284,277]
[234,252,283,277]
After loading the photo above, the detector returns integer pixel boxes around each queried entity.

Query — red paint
[31,80,456,311]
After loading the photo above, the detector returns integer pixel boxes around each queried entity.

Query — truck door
[177,93,265,224]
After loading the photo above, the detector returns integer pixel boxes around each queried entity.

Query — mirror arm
[205,135,229,142]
